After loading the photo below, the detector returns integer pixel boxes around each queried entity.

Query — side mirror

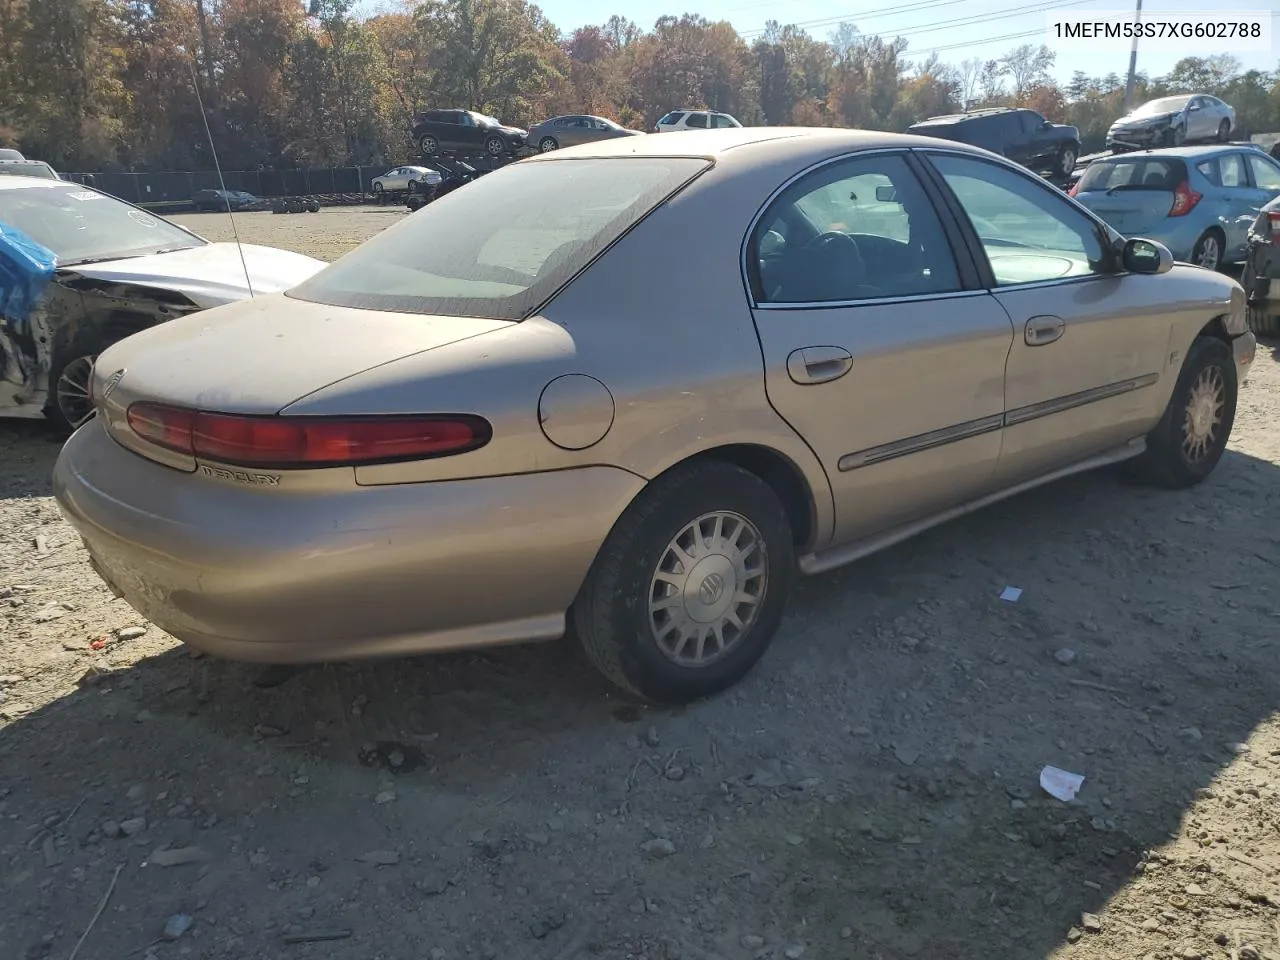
[1122,237,1173,275]
[1188,103,1201,111]
[1042,120,1052,129]
[874,185,897,203]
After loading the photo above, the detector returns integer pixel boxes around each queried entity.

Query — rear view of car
[1242,194,1280,335]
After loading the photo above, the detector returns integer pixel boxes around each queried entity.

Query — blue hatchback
[1071,145,1280,271]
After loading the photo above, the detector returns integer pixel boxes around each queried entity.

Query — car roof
[0,173,73,190]
[1093,144,1255,160]
[523,126,991,166]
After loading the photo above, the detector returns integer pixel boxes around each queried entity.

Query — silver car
[1108,94,1235,150]
[528,115,643,153]
[370,165,443,194]
[54,129,1256,704]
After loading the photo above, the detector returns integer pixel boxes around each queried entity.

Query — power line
[739,0,1097,39]
[732,0,970,23]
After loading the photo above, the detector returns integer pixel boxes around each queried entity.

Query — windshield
[289,156,709,320]
[1134,96,1192,116]
[0,183,204,264]
[476,113,501,127]
[1077,157,1187,192]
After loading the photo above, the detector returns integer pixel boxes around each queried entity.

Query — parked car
[654,110,742,133]
[53,127,1255,703]
[1107,95,1235,151]
[906,107,1081,181]
[193,189,264,212]
[0,148,24,161]
[371,165,443,195]
[411,109,527,157]
[1070,145,1280,270]
[528,115,644,152]
[0,175,325,432]
[0,158,60,180]
[1241,193,1280,335]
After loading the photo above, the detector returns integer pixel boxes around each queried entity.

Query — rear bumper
[53,422,645,663]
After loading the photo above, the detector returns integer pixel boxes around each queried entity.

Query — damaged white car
[0,175,325,431]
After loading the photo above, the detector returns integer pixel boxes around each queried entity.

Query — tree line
[2,0,1278,173]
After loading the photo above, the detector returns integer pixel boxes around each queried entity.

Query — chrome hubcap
[540,138,556,152]
[57,355,97,428]
[1183,366,1225,462]
[647,511,767,667]
[1197,237,1219,269]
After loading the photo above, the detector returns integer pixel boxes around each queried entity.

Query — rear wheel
[1130,336,1237,488]
[1192,229,1224,271]
[419,135,439,155]
[1247,303,1280,336]
[572,460,794,703]
[1056,144,1077,180]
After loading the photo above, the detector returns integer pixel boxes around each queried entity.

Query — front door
[923,151,1174,485]
[747,151,1014,546]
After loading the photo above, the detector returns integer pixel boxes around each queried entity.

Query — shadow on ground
[1,419,1277,960]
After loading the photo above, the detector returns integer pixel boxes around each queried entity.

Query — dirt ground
[3,208,1280,960]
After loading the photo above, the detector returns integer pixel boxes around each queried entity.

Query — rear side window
[685,113,708,129]
[659,112,685,125]
[1077,157,1187,192]
[289,157,710,321]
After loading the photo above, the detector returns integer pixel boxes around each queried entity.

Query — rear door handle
[786,346,854,384]
[1025,315,1065,346]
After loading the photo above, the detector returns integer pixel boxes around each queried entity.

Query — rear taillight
[1168,180,1202,217]
[1067,181,1080,197]
[126,402,490,468]
[1268,210,1280,239]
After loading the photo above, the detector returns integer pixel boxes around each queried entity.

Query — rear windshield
[1077,157,1187,192]
[288,157,709,320]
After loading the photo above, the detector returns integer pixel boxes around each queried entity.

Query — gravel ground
[3,209,1280,960]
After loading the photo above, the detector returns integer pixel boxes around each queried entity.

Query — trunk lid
[1075,188,1174,235]
[93,294,514,421]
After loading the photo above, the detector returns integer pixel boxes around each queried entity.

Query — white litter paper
[999,586,1022,602]
[1040,765,1084,802]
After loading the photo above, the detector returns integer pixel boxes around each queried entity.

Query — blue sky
[524,0,1278,84]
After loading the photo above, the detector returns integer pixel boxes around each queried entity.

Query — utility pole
[1121,0,1143,111]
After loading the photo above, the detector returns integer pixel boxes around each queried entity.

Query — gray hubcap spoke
[57,356,97,428]
[1183,365,1225,463]
[648,510,768,668]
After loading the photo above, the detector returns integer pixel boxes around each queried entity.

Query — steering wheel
[801,231,888,299]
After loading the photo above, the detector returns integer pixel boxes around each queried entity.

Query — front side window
[713,114,737,128]
[1248,154,1280,191]
[750,153,961,305]
[659,112,685,125]
[290,157,709,321]
[0,184,203,264]
[928,154,1109,286]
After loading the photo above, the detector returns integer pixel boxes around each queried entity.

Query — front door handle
[1025,315,1065,346]
[786,346,853,384]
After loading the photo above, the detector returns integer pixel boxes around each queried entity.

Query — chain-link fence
[59,167,391,203]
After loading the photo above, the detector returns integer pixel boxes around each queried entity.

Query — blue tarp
[0,221,56,324]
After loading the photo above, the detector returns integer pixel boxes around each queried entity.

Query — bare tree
[999,43,1055,99]
[957,57,982,107]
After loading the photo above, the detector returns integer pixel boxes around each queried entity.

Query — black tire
[1191,229,1225,271]
[1217,119,1231,142]
[485,135,505,156]
[46,330,110,435]
[1130,335,1237,488]
[1056,144,1077,180]
[307,201,320,213]
[538,136,558,152]
[419,135,439,155]
[1247,303,1280,336]
[372,183,384,195]
[1162,125,1184,147]
[571,459,795,703]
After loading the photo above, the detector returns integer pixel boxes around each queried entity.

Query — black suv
[411,109,527,158]
[906,108,1081,181]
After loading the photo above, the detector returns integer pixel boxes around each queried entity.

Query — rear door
[746,150,1013,545]
[1072,155,1185,237]
[923,151,1174,485]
